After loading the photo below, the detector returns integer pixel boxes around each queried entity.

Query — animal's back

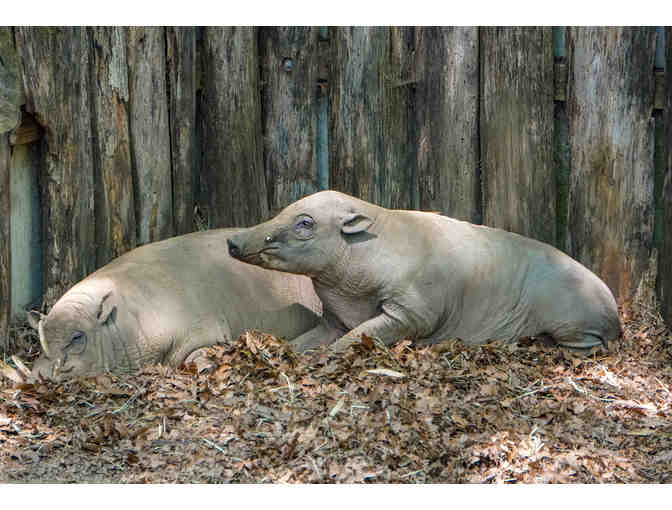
[81,228,322,342]
[400,213,620,346]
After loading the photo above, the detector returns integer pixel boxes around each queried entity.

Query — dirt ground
[1,304,671,484]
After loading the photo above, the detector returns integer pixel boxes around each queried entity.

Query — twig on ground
[281,372,294,403]
[112,392,138,414]
[310,456,321,479]
[203,438,226,454]
[329,397,346,418]
[565,376,615,403]
[511,379,556,401]
[656,378,671,398]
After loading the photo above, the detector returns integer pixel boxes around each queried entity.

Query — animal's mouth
[240,246,280,261]
[241,246,282,264]
[228,236,281,260]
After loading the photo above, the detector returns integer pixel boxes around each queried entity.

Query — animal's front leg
[291,320,342,352]
[330,312,413,352]
[166,318,233,367]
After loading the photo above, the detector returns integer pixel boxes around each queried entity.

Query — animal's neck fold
[313,241,351,289]
[313,242,381,298]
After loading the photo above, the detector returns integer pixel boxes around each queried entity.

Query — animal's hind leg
[555,332,605,349]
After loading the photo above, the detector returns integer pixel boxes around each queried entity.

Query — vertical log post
[200,27,267,227]
[316,27,330,193]
[329,27,414,209]
[653,29,666,255]
[0,26,21,346]
[329,27,383,204]
[553,27,571,253]
[659,27,672,326]
[382,26,415,210]
[567,27,657,303]
[259,27,322,214]
[0,135,9,348]
[415,27,479,221]
[0,27,21,134]
[166,27,197,235]
[480,27,555,244]
[91,27,136,267]
[15,27,96,306]
[9,142,42,322]
[127,27,173,244]
[4,33,43,335]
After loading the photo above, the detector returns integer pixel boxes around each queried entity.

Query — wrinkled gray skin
[30,229,322,381]
[227,190,621,353]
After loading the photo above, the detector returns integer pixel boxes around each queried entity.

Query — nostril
[227,238,241,258]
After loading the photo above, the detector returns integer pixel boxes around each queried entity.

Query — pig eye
[294,215,315,239]
[67,331,87,355]
[297,216,313,228]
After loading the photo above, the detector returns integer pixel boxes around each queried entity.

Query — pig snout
[227,238,242,258]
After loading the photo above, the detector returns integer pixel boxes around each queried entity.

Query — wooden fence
[1,26,670,349]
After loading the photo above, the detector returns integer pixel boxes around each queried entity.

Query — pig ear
[27,310,44,330]
[341,213,374,235]
[97,291,117,326]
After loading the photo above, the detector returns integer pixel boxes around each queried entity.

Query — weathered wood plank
[659,27,672,326]
[480,27,555,244]
[259,27,322,214]
[90,27,136,267]
[166,27,197,235]
[15,27,95,306]
[554,100,571,253]
[567,27,656,303]
[416,27,479,221]
[200,27,267,227]
[329,27,385,204]
[0,135,9,347]
[0,28,17,346]
[126,27,173,244]
[329,27,414,209]
[9,143,42,321]
[0,27,21,134]
[383,27,415,210]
